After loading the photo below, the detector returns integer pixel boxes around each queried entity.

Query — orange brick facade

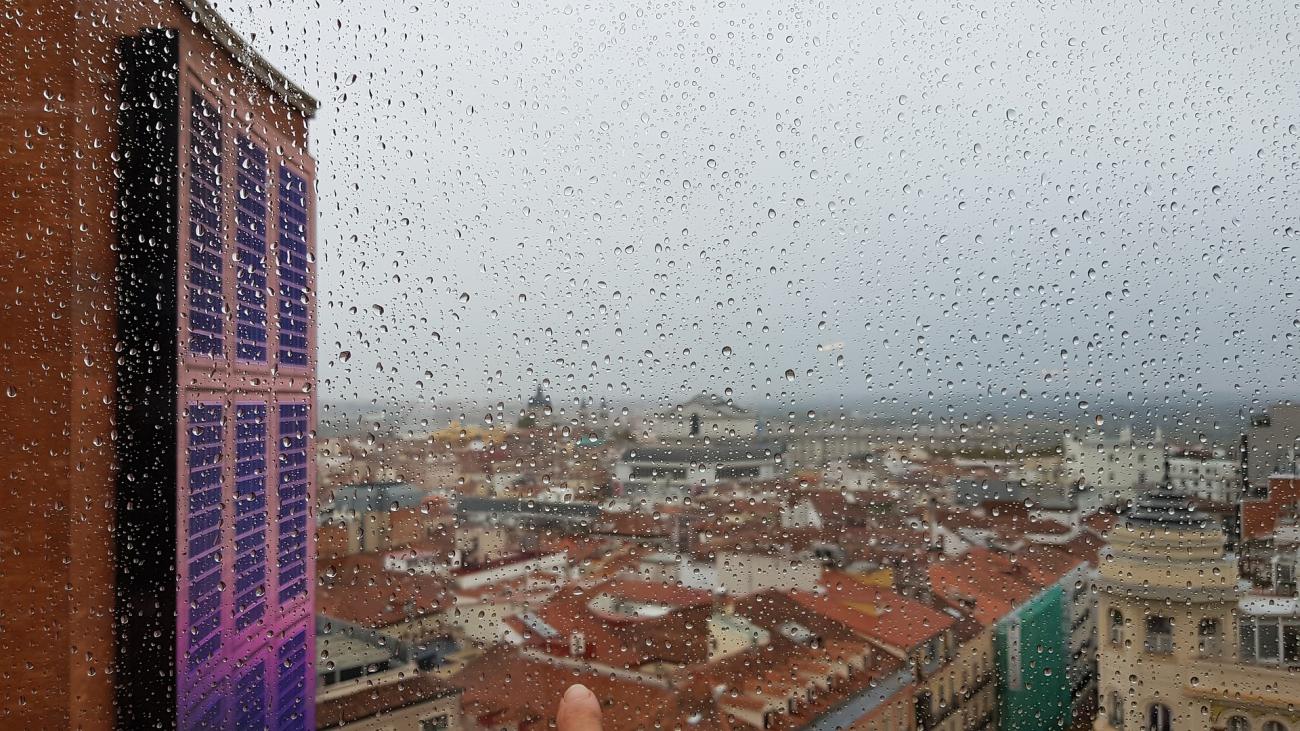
[1,2,311,727]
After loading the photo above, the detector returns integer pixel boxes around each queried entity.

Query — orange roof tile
[316,553,452,629]
[453,646,681,731]
[787,578,955,652]
[316,676,460,728]
[927,548,1040,626]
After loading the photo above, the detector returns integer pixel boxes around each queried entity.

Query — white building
[1062,426,1164,509]
[1166,447,1241,503]
[649,393,758,441]
[612,440,785,503]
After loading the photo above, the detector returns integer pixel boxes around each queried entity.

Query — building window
[277,402,310,603]
[235,661,267,730]
[235,137,270,362]
[1286,622,1300,665]
[1227,717,1251,731]
[1276,559,1297,593]
[1242,619,1258,662]
[1145,616,1174,654]
[276,165,311,367]
[185,91,225,357]
[276,628,309,729]
[1148,703,1172,731]
[1260,621,1281,662]
[233,402,269,631]
[1198,618,1221,656]
[1109,608,1124,646]
[1262,722,1288,731]
[1107,691,1124,728]
[184,402,224,667]
[1241,616,1300,666]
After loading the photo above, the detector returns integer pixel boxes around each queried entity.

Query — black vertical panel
[115,28,181,730]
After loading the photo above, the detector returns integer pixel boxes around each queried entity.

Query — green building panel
[995,583,1072,731]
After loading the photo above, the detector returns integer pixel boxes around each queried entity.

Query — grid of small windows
[277,402,310,603]
[184,694,223,731]
[235,137,270,362]
[186,92,224,357]
[233,402,268,631]
[185,403,224,667]
[235,660,267,730]
[275,628,309,731]
[277,166,310,366]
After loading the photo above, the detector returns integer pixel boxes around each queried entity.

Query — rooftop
[621,440,785,464]
[316,633,395,671]
[181,0,318,114]
[317,554,452,628]
[454,647,681,731]
[1124,488,1216,530]
[316,675,460,728]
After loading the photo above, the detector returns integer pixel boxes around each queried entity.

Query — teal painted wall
[995,583,1071,731]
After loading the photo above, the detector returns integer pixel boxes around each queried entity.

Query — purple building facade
[116,14,317,729]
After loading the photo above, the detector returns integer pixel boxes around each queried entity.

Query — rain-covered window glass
[1107,692,1125,728]
[185,92,225,358]
[8,0,1300,729]
[1148,704,1173,731]
[1145,616,1174,655]
[1109,609,1125,646]
[1198,617,1221,656]
[235,137,270,363]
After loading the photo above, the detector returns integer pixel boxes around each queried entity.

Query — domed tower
[1094,490,1239,731]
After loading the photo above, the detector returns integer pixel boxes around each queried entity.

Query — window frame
[1145,616,1174,655]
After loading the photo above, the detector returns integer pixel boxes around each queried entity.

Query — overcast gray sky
[216,0,1300,418]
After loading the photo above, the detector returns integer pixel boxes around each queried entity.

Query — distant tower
[524,382,553,427]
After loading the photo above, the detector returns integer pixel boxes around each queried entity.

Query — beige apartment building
[1094,491,1300,731]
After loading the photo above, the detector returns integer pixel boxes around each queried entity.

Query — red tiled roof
[541,536,612,564]
[453,646,681,731]
[316,553,452,629]
[731,591,868,644]
[1081,510,1120,534]
[1017,543,1087,585]
[786,576,955,652]
[316,676,460,728]
[927,548,1040,626]
[675,634,908,731]
[591,578,715,608]
[1059,531,1106,567]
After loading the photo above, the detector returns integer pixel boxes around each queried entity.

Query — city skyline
[5,1,1300,730]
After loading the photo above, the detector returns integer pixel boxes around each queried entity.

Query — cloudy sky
[215,0,1300,420]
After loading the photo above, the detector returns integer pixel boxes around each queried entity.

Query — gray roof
[455,496,602,520]
[953,479,1025,506]
[1124,488,1215,530]
[316,634,397,670]
[326,482,427,514]
[621,440,784,464]
[803,667,913,731]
